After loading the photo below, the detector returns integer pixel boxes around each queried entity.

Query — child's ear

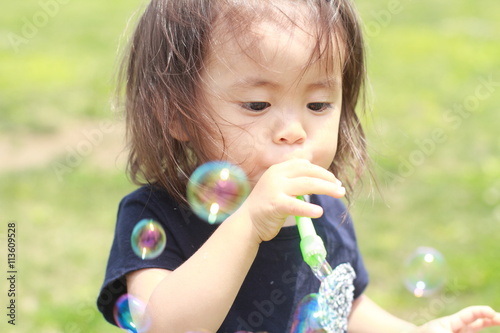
[168,115,190,142]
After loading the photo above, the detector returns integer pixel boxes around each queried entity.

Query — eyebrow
[229,76,341,91]
[229,78,280,91]
[306,77,341,90]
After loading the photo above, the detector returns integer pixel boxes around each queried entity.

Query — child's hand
[414,306,500,333]
[237,159,345,243]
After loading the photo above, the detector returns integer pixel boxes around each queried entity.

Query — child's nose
[272,114,306,145]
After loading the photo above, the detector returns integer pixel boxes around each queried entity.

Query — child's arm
[127,159,344,333]
[348,294,500,333]
[127,211,261,332]
[348,294,417,332]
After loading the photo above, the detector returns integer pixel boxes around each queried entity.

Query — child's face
[200,11,343,185]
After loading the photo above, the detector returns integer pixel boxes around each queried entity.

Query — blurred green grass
[355,0,500,328]
[1,0,499,332]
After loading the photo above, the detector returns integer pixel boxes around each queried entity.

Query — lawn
[1,0,499,332]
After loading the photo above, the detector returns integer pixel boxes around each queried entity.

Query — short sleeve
[96,186,216,325]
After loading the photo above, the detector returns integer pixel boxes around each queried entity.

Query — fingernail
[336,179,342,187]
[338,186,346,196]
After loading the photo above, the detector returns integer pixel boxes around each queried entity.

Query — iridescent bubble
[131,219,167,260]
[113,294,151,333]
[289,293,327,333]
[403,246,447,297]
[187,161,250,224]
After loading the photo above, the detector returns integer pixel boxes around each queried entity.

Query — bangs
[207,0,347,78]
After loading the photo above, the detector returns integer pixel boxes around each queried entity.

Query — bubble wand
[295,195,333,281]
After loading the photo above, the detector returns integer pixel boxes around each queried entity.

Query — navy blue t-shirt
[96,186,369,332]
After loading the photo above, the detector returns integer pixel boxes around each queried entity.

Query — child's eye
[307,102,332,112]
[241,102,271,112]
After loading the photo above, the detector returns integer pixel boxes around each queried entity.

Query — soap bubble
[403,247,447,297]
[113,294,151,333]
[187,161,250,224]
[289,293,327,333]
[131,219,167,260]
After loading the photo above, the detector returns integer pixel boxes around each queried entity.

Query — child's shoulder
[120,185,175,206]
[117,185,185,221]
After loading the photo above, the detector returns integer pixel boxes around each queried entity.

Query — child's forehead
[207,1,345,72]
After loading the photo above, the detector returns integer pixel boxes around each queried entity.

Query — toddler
[97,0,500,332]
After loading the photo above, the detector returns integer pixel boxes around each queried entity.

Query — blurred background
[0,0,498,332]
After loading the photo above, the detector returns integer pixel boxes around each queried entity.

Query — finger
[287,177,345,198]
[277,159,340,183]
[485,312,500,326]
[464,314,500,333]
[271,195,324,219]
[467,318,500,332]
[450,306,498,331]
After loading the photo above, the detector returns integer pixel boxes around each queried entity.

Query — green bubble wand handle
[295,195,333,281]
